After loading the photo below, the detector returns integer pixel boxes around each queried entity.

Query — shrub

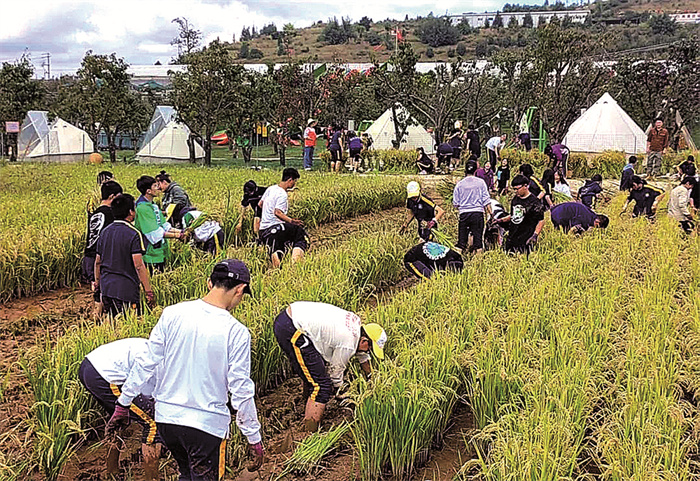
[425,47,435,58]
[416,17,461,47]
[249,48,264,59]
[456,42,467,56]
[319,16,356,45]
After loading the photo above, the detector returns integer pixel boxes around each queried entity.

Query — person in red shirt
[303,119,318,171]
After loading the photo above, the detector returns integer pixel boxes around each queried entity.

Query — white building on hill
[449,9,589,28]
[669,12,700,23]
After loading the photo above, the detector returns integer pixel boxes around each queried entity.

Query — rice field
[2,162,700,480]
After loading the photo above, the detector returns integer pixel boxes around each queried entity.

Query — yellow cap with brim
[406,181,420,198]
[363,323,387,360]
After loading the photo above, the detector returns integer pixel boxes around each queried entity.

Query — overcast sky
[0,0,545,76]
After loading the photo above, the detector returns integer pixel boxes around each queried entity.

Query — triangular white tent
[645,111,697,151]
[364,104,435,153]
[137,120,204,164]
[563,92,647,154]
[139,106,177,150]
[19,112,93,162]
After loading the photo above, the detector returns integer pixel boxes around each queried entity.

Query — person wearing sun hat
[400,181,445,241]
[107,259,264,479]
[273,301,387,432]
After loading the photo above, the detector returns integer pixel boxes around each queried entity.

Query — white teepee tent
[364,104,435,153]
[19,112,93,162]
[136,120,204,164]
[563,92,647,154]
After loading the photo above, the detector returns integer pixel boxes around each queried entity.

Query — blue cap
[212,259,252,295]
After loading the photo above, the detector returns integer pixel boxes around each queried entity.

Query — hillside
[225,0,700,64]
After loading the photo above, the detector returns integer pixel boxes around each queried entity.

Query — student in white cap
[400,181,445,241]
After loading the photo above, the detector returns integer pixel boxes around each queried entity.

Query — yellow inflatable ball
[89,152,104,164]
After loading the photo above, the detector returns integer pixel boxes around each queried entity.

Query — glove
[247,441,264,471]
[105,402,130,436]
[426,220,437,230]
[526,232,539,246]
[145,290,156,308]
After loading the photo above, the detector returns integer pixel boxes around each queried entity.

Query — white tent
[364,104,435,154]
[139,106,177,150]
[563,92,647,154]
[19,112,93,162]
[137,120,204,164]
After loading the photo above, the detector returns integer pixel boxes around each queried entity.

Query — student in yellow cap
[400,181,445,241]
[273,301,387,432]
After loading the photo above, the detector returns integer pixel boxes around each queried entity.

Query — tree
[367,31,382,46]
[493,13,504,28]
[318,17,356,45]
[55,52,131,161]
[277,37,285,56]
[523,13,534,28]
[239,42,250,59]
[456,42,467,56]
[358,16,372,31]
[240,26,253,42]
[649,14,677,36]
[260,23,277,37]
[0,58,43,160]
[484,19,491,29]
[170,40,247,166]
[171,18,202,63]
[416,17,461,47]
[249,48,264,59]
[508,16,520,28]
[283,23,296,37]
[425,47,435,58]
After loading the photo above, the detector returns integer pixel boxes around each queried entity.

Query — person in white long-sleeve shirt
[79,338,162,480]
[453,160,492,253]
[106,259,264,480]
[273,301,387,432]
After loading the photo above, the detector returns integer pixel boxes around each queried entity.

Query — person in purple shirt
[474,157,495,191]
[550,202,609,234]
[545,143,570,175]
[453,160,492,253]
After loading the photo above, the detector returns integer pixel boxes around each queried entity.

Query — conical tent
[19,114,93,162]
[364,104,435,154]
[139,106,177,150]
[137,120,204,164]
[18,111,50,160]
[563,92,647,154]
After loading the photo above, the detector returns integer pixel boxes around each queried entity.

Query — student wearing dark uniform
[79,338,163,480]
[95,194,156,318]
[677,155,696,178]
[577,174,604,209]
[416,147,435,174]
[404,241,464,280]
[347,131,363,172]
[496,158,511,195]
[436,142,453,172]
[519,163,545,201]
[237,180,267,236]
[464,124,481,160]
[401,181,445,241]
[517,131,532,151]
[540,168,555,210]
[328,126,344,173]
[495,175,545,254]
[83,181,122,316]
[448,127,463,171]
[621,175,666,219]
[258,168,309,268]
[620,156,637,191]
[545,143,570,175]
[550,202,609,234]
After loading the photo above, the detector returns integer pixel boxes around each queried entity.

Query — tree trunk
[243,145,252,164]
[203,138,212,167]
[187,135,196,162]
[9,133,18,161]
[391,104,402,149]
[107,130,118,162]
[279,144,286,166]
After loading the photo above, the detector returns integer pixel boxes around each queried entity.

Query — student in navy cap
[550,202,609,234]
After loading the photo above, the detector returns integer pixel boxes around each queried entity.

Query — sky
[0,0,546,76]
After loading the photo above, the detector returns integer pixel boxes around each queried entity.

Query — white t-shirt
[259,184,288,230]
[118,299,261,443]
[289,301,371,387]
[486,136,502,151]
[86,338,156,397]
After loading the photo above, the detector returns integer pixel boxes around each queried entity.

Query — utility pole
[40,52,50,79]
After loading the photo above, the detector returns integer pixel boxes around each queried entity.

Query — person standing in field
[448,125,463,171]
[273,301,387,432]
[646,118,669,177]
[496,158,511,195]
[620,175,666,219]
[518,164,546,202]
[668,177,696,234]
[400,181,445,242]
[404,241,464,280]
[540,168,555,209]
[135,175,184,273]
[453,160,492,254]
[83,180,122,317]
[94,194,156,317]
[486,133,506,170]
[475,158,495,191]
[495,175,545,254]
[517,130,532,151]
[237,180,267,237]
[577,174,604,209]
[464,124,481,161]
[328,125,345,173]
[87,171,116,212]
[107,260,264,480]
[347,131,363,172]
[258,168,308,268]
[79,338,163,480]
[550,202,609,234]
[620,156,638,191]
[156,171,192,229]
[303,119,318,171]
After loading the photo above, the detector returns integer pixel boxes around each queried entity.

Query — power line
[40,52,51,79]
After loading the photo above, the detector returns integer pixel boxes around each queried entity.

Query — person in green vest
[134,175,185,272]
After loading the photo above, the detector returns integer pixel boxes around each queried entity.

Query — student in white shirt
[79,338,162,480]
[273,301,387,432]
[258,167,309,268]
[106,259,264,480]
[486,133,507,170]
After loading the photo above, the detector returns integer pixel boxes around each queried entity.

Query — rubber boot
[142,443,162,481]
[303,400,326,432]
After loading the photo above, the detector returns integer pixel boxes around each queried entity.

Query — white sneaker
[304,168,312,171]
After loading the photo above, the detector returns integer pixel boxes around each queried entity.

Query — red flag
[396,29,404,42]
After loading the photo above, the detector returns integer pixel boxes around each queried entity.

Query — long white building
[449,9,590,28]
[669,12,700,23]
